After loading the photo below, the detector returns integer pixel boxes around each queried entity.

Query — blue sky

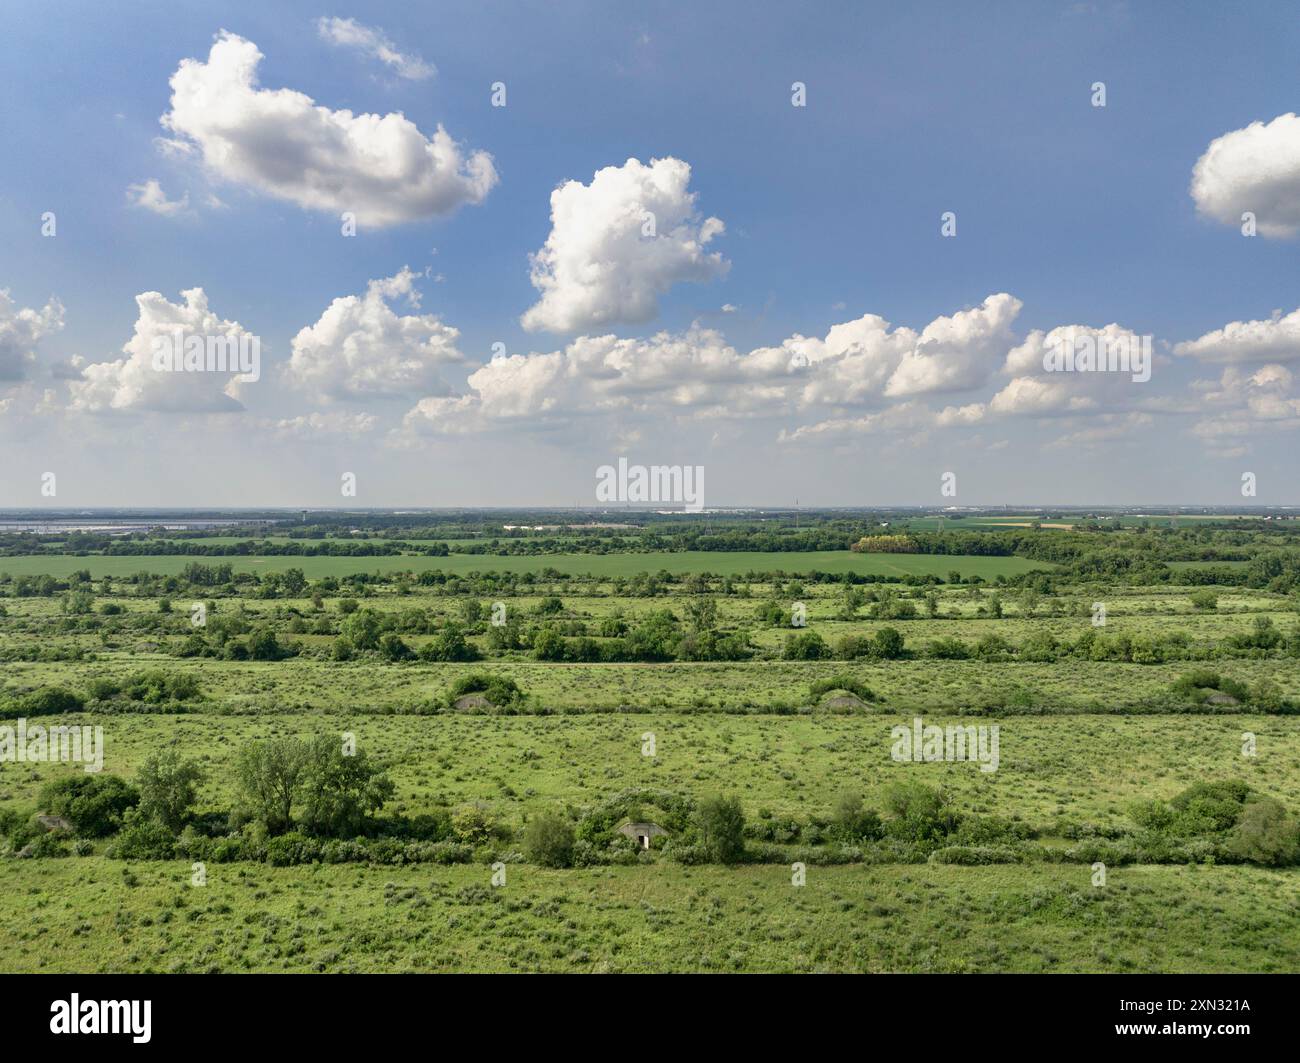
[1,1,1297,506]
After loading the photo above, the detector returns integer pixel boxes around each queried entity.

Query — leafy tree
[136,749,205,834]
[236,738,311,834]
[684,595,718,632]
[379,633,414,661]
[246,623,289,661]
[695,794,746,864]
[420,622,479,662]
[1228,797,1300,866]
[298,736,394,838]
[883,781,956,842]
[532,626,567,661]
[782,630,831,660]
[872,626,906,659]
[831,790,882,842]
[341,609,382,650]
[522,810,576,868]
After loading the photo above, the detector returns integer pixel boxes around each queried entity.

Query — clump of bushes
[1129,780,1300,866]
[446,673,526,711]
[0,686,84,719]
[38,775,139,837]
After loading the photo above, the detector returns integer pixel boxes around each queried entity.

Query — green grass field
[0,550,1051,579]
[2,858,1294,972]
[3,531,1299,974]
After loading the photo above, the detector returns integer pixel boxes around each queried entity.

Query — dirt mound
[819,692,869,711]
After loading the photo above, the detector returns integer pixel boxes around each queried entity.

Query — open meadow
[3,514,1300,973]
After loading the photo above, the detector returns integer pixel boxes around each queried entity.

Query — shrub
[1226,797,1300,866]
[265,831,322,867]
[108,809,177,859]
[522,811,576,868]
[3,687,85,718]
[447,673,524,709]
[419,623,480,662]
[695,795,746,864]
[883,782,957,843]
[39,774,139,837]
[808,674,875,703]
[872,627,905,659]
[782,631,831,661]
[830,790,882,842]
[379,633,414,662]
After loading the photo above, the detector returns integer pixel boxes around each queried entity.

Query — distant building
[617,821,668,850]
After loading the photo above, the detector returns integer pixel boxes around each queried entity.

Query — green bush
[695,795,746,864]
[108,809,177,859]
[522,810,576,868]
[38,774,139,837]
[1226,798,1300,866]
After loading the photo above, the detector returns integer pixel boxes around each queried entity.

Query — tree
[695,794,746,864]
[831,790,882,842]
[1228,798,1299,866]
[872,626,905,659]
[532,626,567,661]
[236,738,311,834]
[1190,589,1219,611]
[298,736,394,838]
[421,622,479,662]
[341,609,382,650]
[883,781,955,842]
[246,623,288,661]
[379,633,414,661]
[523,810,576,868]
[136,750,205,834]
[783,630,831,660]
[684,595,718,632]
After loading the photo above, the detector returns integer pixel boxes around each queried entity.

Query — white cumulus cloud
[521,157,728,333]
[284,268,464,402]
[406,293,1024,440]
[126,178,190,216]
[160,31,495,226]
[1174,306,1300,364]
[1190,112,1300,238]
[68,288,257,413]
[0,289,64,382]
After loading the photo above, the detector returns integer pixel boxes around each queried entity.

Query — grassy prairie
[4,712,1298,829]
[2,527,1298,975]
[2,858,1295,973]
